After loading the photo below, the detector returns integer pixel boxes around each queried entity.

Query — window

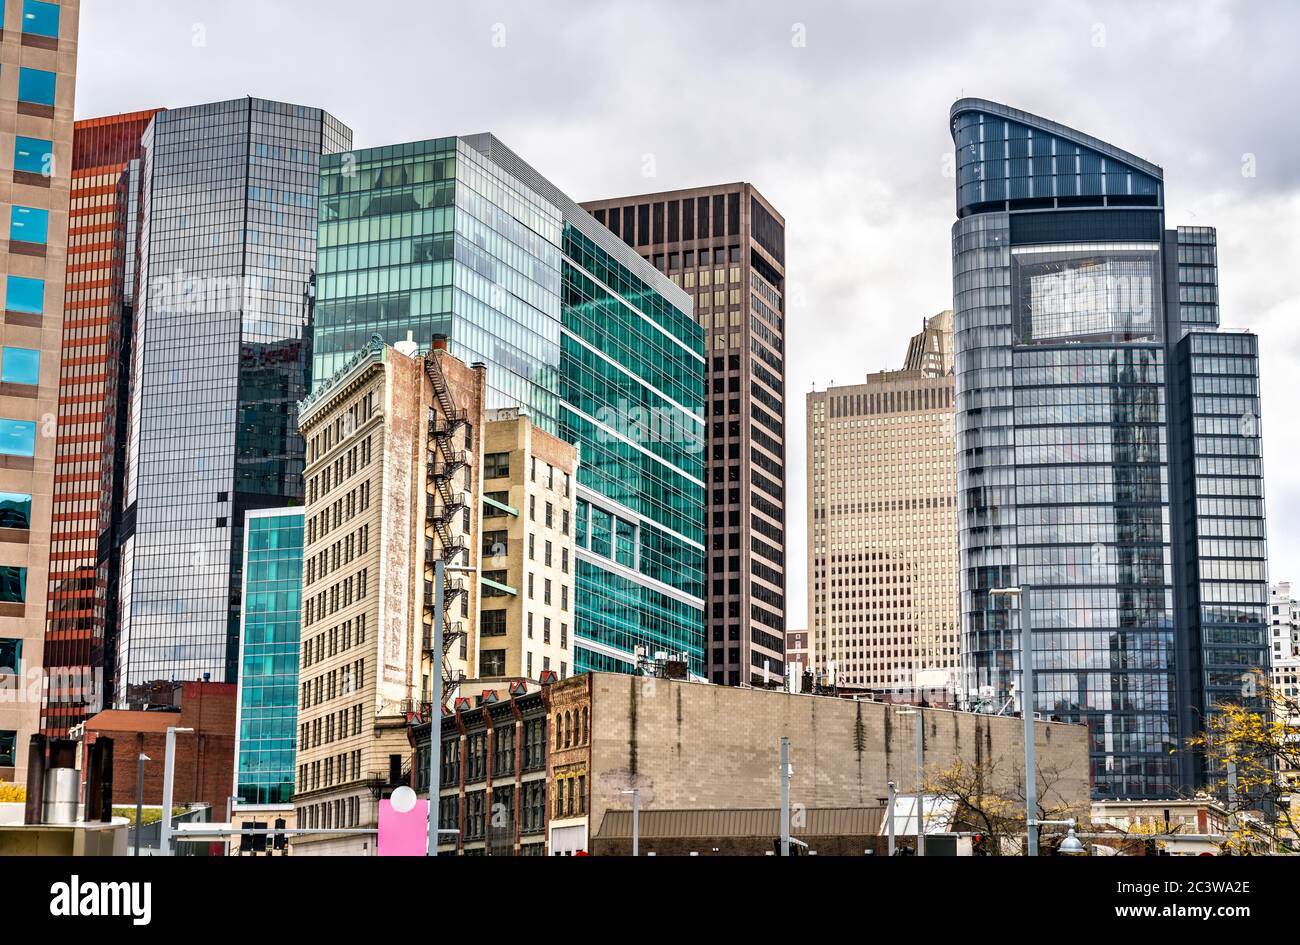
[479,649,506,677]
[480,609,507,637]
[5,276,43,314]
[0,419,37,457]
[0,731,15,768]
[1,347,39,385]
[9,205,49,244]
[17,67,56,107]
[22,0,60,38]
[0,493,32,530]
[13,136,52,177]
[483,451,510,479]
[0,638,19,674]
[0,566,27,604]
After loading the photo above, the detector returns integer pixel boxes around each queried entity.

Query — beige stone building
[475,408,577,686]
[806,311,959,693]
[0,0,79,784]
[292,337,485,854]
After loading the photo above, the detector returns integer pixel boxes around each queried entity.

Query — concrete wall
[588,674,1089,836]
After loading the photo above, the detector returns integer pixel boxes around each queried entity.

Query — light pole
[159,726,193,857]
[990,585,1037,856]
[427,557,477,857]
[134,753,150,856]
[779,736,792,856]
[886,779,897,856]
[621,789,640,856]
[896,706,925,856]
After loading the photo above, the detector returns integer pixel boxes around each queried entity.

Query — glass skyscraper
[114,98,351,702]
[313,134,706,675]
[950,99,1267,798]
[234,507,303,806]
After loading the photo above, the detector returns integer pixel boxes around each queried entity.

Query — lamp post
[134,753,150,856]
[1032,818,1087,856]
[621,789,640,856]
[427,557,477,857]
[159,727,193,857]
[779,736,792,856]
[896,706,925,856]
[990,586,1037,856]
[886,779,897,857]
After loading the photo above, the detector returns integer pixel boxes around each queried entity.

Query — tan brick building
[806,311,959,694]
[476,408,577,685]
[292,337,485,854]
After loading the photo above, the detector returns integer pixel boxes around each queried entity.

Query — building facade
[414,670,1090,855]
[292,339,486,854]
[40,108,160,739]
[950,99,1268,798]
[0,0,79,784]
[581,185,787,687]
[478,408,577,684]
[806,312,958,693]
[233,507,303,808]
[312,134,706,678]
[113,98,351,703]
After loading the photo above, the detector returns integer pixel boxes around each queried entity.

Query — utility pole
[159,726,193,856]
[426,557,445,857]
[779,736,791,856]
[887,780,896,856]
[134,753,149,857]
[1020,589,1037,857]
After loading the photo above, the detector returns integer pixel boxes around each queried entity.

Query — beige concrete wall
[588,673,1089,835]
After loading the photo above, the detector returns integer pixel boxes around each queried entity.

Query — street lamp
[989,586,1038,856]
[1032,818,1087,856]
[427,558,477,857]
[134,754,150,857]
[886,779,897,857]
[621,789,640,856]
[896,706,925,856]
[159,727,194,857]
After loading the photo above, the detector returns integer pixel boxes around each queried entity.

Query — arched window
[582,707,589,745]
[564,710,572,748]
[555,713,562,749]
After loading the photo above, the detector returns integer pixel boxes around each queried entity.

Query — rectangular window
[0,730,15,768]
[1,347,40,385]
[0,638,20,673]
[22,0,60,38]
[9,206,49,245]
[5,276,43,314]
[13,136,52,176]
[0,566,27,604]
[0,493,32,530]
[483,451,510,479]
[479,649,506,677]
[17,67,56,107]
[480,609,507,637]
[0,418,37,457]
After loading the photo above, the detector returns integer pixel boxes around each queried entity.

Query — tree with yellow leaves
[1184,670,1300,855]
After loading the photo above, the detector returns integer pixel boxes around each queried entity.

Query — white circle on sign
[390,785,417,813]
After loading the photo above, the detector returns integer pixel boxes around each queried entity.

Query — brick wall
[587,673,1089,838]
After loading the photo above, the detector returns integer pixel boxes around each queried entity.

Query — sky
[76,0,1300,625]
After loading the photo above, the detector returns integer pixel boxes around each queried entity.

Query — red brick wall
[85,682,237,816]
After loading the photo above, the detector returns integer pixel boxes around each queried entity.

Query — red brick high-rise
[41,110,161,737]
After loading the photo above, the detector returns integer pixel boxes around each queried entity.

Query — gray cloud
[78,0,1300,626]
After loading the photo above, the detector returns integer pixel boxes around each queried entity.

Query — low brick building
[414,671,1090,855]
[80,681,236,817]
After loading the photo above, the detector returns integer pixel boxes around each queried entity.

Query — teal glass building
[313,135,706,675]
[234,507,304,805]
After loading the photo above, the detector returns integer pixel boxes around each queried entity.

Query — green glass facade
[234,508,304,805]
[314,135,705,674]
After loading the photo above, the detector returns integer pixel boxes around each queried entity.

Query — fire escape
[423,351,471,709]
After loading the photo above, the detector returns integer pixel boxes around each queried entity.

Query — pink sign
[378,787,429,856]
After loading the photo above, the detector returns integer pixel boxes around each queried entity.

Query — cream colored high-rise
[0,0,78,785]
[477,408,577,686]
[293,338,485,854]
[806,312,958,693]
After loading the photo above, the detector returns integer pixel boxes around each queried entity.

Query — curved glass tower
[950,100,1267,799]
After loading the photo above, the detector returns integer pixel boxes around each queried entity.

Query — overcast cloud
[77,0,1300,624]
